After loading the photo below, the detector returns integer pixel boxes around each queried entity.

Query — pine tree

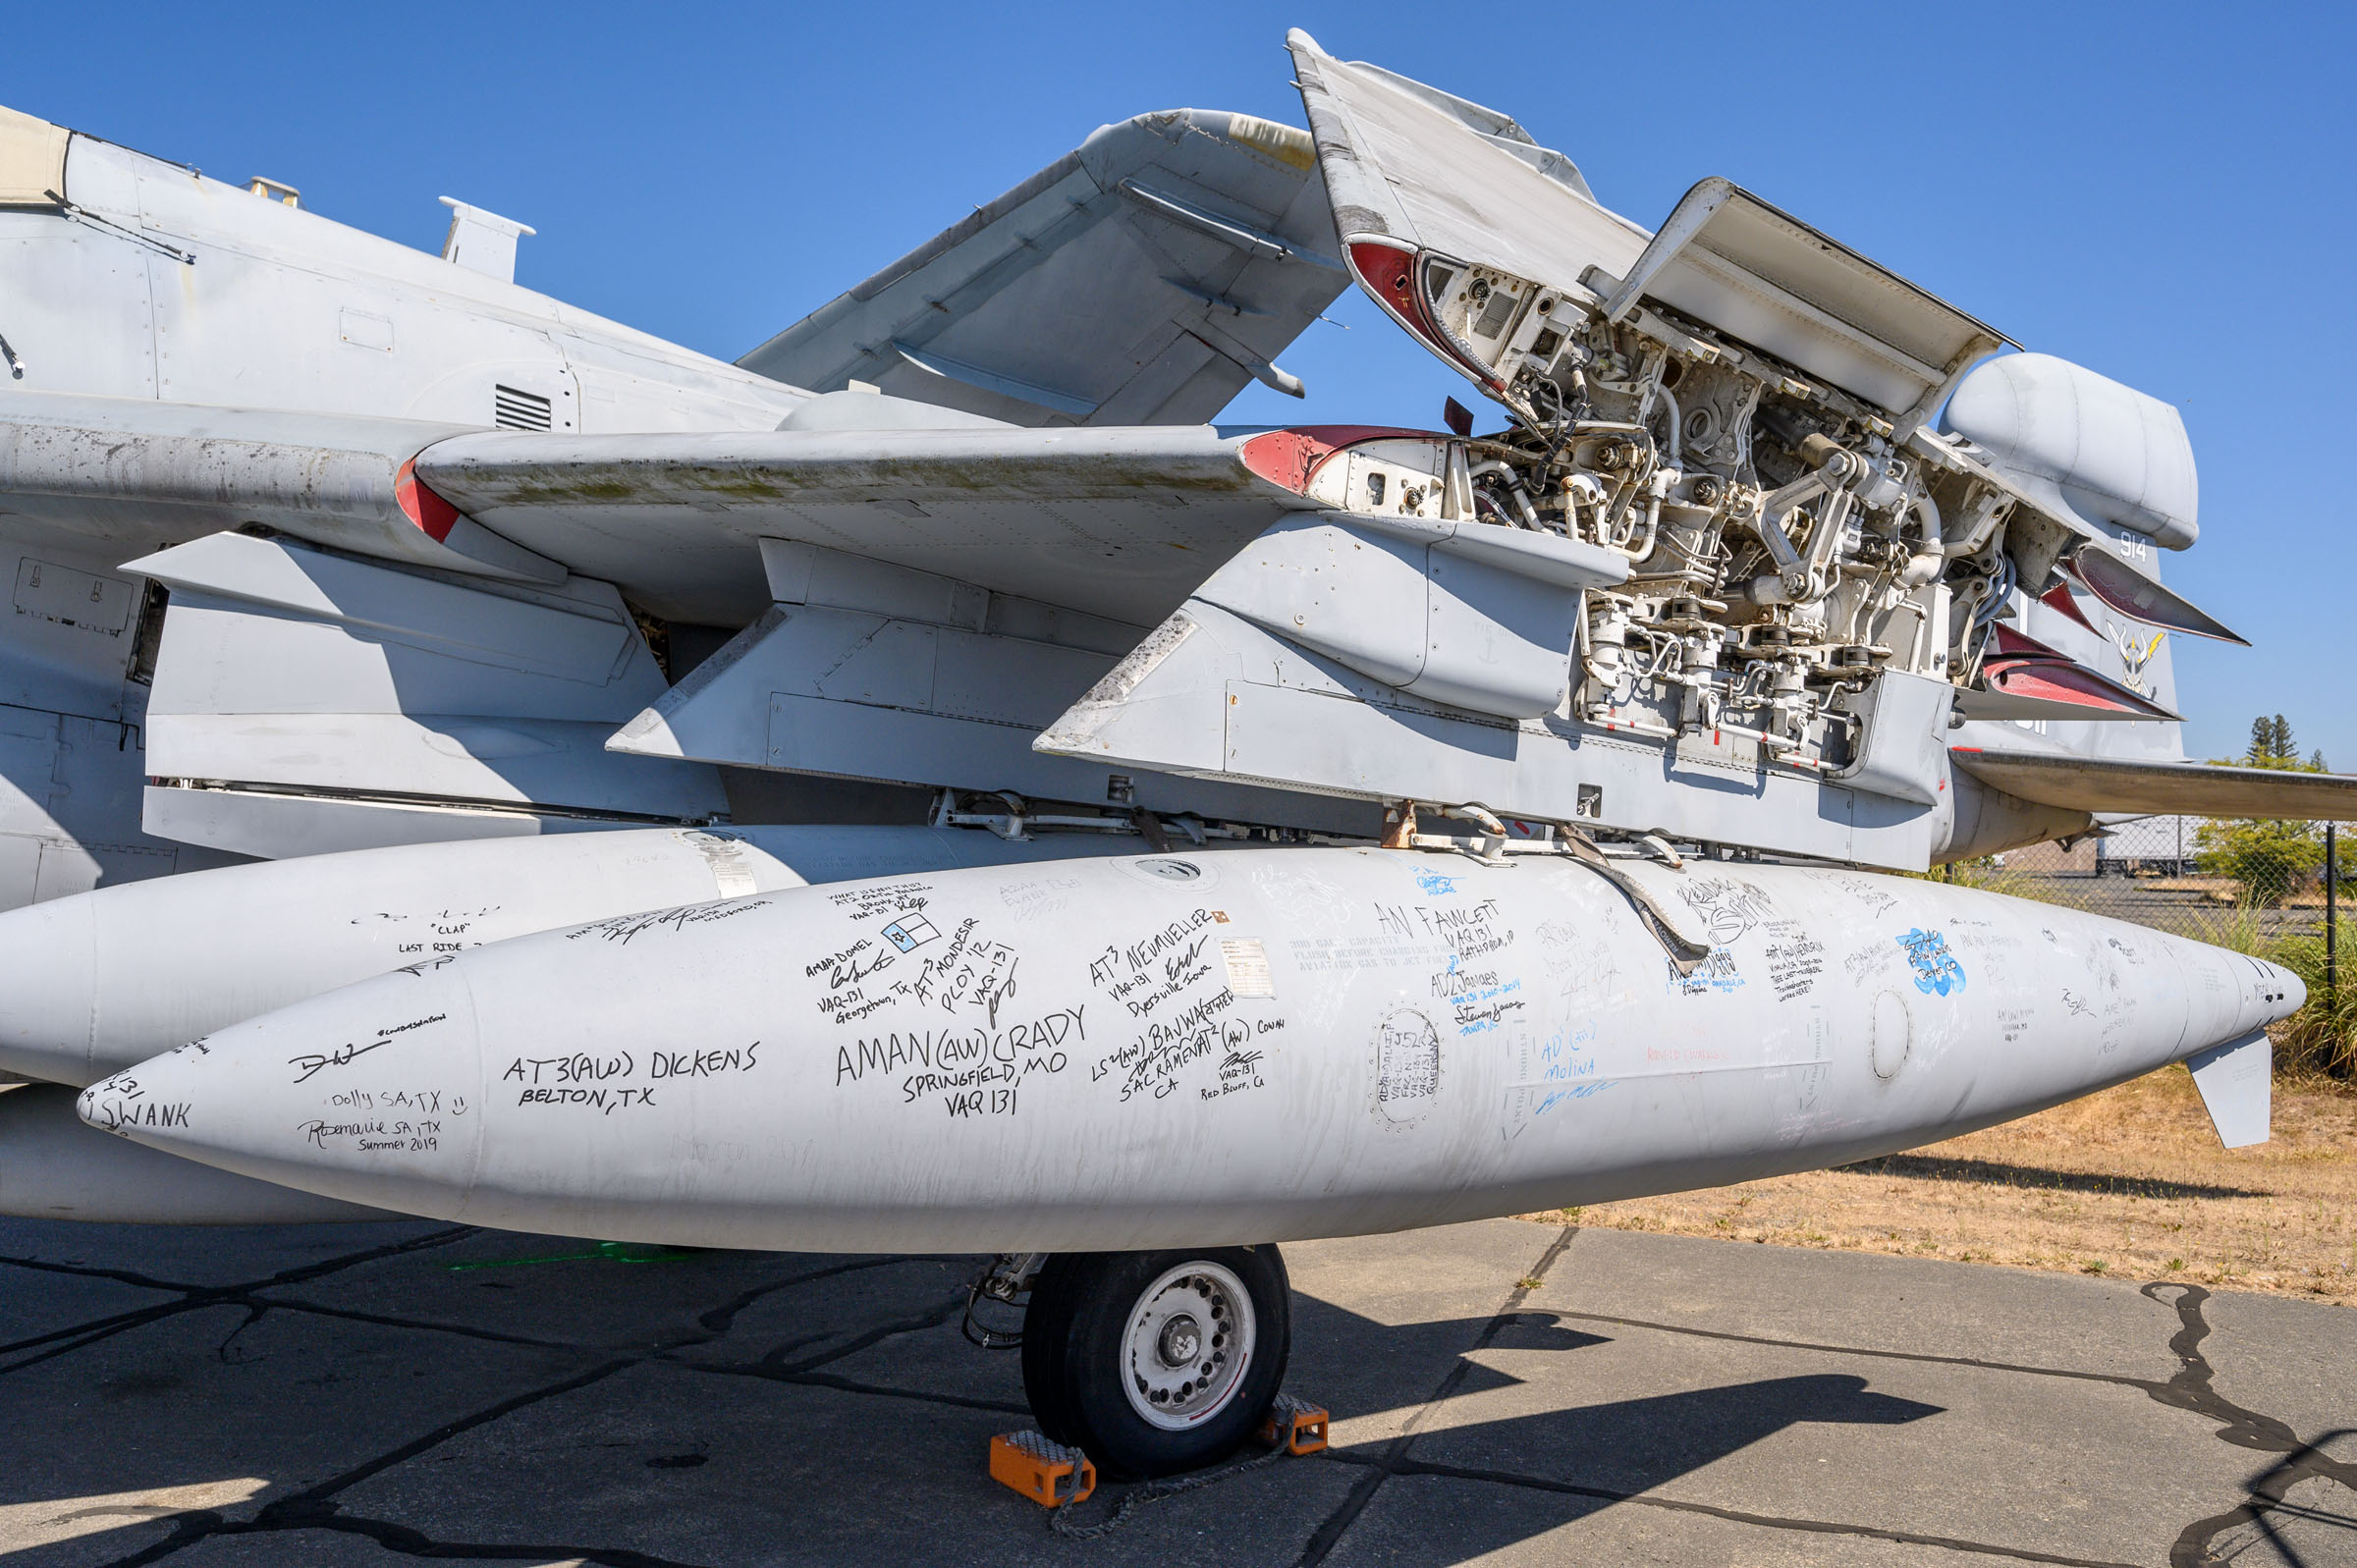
[2205,716,2327,899]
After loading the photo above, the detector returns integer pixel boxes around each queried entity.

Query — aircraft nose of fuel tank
[76,958,485,1217]
[0,893,98,1085]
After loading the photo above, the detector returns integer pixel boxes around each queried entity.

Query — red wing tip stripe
[1343,240,1506,393]
[395,459,462,544]
[1238,425,1449,494]
[1346,239,1420,312]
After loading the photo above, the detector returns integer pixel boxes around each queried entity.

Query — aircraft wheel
[1021,1245,1289,1479]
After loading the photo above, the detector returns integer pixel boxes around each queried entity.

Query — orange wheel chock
[988,1431,1097,1507]
[1259,1393,1329,1455]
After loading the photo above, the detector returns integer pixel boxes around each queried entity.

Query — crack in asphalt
[260,1295,592,1352]
[0,1226,479,1375]
[2143,1281,2357,1567]
[1283,1225,2163,1567]
[1554,1277,2357,1566]
[9,1223,2350,1566]
[694,1254,952,1335]
[114,1506,707,1568]
[1507,1270,2357,1567]
[62,1257,982,1568]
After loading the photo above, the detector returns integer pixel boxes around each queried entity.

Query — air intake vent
[493,385,554,431]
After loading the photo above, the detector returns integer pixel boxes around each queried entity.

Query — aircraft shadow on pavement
[1288,1291,1944,1557]
[1836,1152,2272,1201]
[1,1242,1946,1566]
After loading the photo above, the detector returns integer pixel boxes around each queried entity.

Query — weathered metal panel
[0,391,559,581]
[1288,32,1648,298]
[610,602,1370,835]
[1828,672,1954,808]
[132,533,724,845]
[1191,514,1622,720]
[1602,179,2008,422]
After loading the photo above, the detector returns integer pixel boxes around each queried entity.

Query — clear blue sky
[12,2,2351,768]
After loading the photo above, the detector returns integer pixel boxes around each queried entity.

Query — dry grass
[1524,1067,2357,1305]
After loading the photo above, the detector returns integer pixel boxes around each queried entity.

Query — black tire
[1021,1245,1290,1480]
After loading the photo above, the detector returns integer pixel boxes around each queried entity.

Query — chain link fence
[1946,817,2352,1080]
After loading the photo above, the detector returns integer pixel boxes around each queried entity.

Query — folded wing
[738,109,1348,427]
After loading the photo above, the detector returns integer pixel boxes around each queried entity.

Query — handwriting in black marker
[289,1038,387,1084]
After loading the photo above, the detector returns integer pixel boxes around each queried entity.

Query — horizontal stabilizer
[740,109,1347,426]
[1950,748,2357,820]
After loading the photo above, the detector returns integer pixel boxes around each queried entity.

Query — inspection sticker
[1220,938,1276,998]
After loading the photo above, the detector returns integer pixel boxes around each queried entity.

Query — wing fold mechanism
[1032,504,1965,873]
[1288,30,2007,432]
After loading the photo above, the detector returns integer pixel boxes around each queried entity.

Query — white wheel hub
[1121,1260,1255,1431]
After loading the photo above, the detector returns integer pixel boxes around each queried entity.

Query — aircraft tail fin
[2186,1030,2274,1148]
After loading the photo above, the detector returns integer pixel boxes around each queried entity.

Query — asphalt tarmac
[2,1216,2350,1567]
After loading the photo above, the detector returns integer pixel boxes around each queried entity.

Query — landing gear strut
[1018,1245,1290,1479]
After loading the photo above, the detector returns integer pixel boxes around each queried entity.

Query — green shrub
[2195,718,2331,905]
[2264,918,2357,1081]
[2194,818,2322,904]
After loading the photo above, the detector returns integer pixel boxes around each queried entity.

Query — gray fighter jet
[0,33,2338,1478]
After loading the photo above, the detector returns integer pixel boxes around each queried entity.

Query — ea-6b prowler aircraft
[0,31,2341,1477]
